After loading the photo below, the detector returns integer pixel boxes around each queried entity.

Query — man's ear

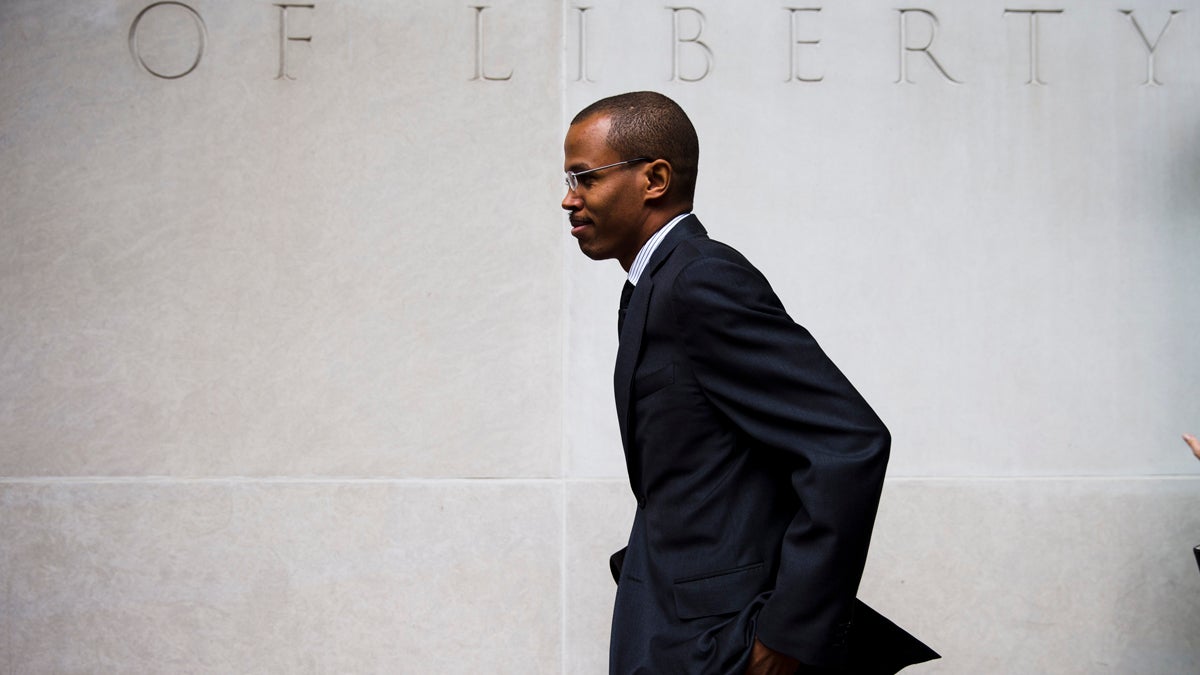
[643,159,672,202]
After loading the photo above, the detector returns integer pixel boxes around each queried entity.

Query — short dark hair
[571,91,699,204]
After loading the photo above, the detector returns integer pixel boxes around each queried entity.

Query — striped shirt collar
[627,212,691,285]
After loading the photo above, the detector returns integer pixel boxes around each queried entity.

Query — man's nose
[562,188,581,211]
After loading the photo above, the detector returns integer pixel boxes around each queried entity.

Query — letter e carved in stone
[784,7,823,83]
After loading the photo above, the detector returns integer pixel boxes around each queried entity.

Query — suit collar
[643,214,706,279]
[627,212,694,285]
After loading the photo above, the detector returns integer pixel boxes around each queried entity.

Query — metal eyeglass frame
[564,157,651,192]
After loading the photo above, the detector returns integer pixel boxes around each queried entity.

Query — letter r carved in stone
[896,9,961,85]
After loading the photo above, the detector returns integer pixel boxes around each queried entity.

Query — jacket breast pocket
[634,363,675,400]
[672,562,766,620]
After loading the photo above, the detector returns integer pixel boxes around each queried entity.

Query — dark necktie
[618,280,634,336]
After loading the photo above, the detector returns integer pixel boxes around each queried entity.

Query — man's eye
[579,175,598,187]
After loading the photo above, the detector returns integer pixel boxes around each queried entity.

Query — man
[562,91,938,674]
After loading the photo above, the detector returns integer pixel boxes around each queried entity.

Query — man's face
[561,115,649,269]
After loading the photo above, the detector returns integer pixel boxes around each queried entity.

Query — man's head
[562,91,699,270]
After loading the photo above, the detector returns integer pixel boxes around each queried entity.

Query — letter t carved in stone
[1003,9,1063,86]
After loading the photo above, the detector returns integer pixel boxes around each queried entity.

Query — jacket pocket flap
[634,363,675,399]
[672,562,765,620]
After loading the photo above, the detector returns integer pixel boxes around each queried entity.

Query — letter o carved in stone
[129,2,208,79]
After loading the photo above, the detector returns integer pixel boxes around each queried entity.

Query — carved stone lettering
[275,4,314,81]
[121,5,1196,89]
[668,7,713,82]
[784,7,823,83]
[128,2,207,80]
[896,9,961,85]
[574,6,595,83]
[1004,9,1064,86]
[470,5,513,81]
[1121,9,1182,86]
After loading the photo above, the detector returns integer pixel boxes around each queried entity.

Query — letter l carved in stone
[470,5,513,81]
[573,6,595,83]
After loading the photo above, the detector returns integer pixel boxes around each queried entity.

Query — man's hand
[1185,434,1200,461]
[745,638,802,675]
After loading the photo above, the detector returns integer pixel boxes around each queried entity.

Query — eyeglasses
[564,157,651,192]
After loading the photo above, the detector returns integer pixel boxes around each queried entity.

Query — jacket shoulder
[657,235,760,280]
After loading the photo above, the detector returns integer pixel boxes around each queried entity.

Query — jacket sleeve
[668,254,890,667]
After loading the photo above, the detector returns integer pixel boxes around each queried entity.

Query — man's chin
[576,241,609,262]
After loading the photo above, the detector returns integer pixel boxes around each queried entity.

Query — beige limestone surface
[1,0,562,478]
[3,1,1200,673]
[1,481,562,673]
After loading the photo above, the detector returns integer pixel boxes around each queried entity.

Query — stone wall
[2,1,1198,672]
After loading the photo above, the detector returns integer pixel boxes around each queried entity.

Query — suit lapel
[613,216,707,502]
[613,277,649,455]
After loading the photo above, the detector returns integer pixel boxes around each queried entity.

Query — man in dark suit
[562,91,937,674]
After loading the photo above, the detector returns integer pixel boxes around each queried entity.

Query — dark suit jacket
[608,216,936,674]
